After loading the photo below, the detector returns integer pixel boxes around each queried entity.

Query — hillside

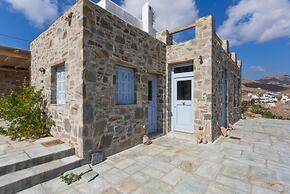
[242,75,290,119]
[258,74,290,86]
[242,75,290,95]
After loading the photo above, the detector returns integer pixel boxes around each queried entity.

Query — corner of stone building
[156,30,172,45]
[163,14,217,144]
[30,0,86,158]
[80,0,167,159]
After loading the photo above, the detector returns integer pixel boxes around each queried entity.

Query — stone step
[0,143,75,176]
[0,155,83,194]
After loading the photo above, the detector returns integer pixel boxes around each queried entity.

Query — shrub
[0,81,54,140]
[241,100,288,120]
[60,173,81,185]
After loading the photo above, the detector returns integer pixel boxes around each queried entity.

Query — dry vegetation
[242,75,290,119]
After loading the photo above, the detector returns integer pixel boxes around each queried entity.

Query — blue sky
[0,0,289,79]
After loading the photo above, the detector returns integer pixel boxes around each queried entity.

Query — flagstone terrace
[18,118,290,194]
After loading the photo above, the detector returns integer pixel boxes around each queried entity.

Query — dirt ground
[269,102,290,119]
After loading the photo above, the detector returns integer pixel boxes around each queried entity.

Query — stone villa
[30,0,241,158]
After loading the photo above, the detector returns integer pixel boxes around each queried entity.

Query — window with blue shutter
[115,66,135,105]
[56,66,65,104]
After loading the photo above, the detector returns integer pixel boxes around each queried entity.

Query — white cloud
[218,0,290,45]
[250,65,265,73]
[5,0,58,27]
[121,0,199,31]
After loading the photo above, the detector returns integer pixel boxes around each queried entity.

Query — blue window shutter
[129,70,134,103]
[56,66,65,104]
[115,66,135,105]
[57,67,60,104]
[61,69,65,104]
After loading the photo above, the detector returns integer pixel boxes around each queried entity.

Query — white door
[221,70,227,127]
[148,75,157,133]
[172,65,194,133]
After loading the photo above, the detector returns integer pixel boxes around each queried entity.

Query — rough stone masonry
[30,0,241,158]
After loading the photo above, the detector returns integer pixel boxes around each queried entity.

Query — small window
[148,80,152,101]
[174,65,193,74]
[177,80,191,100]
[115,66,135,105]
[52,65,65,105]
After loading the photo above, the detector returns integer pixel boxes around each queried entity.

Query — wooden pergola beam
[0,45,31,60]
[169,24,196,35]
[0,67,29,72]
[0,56,9,66]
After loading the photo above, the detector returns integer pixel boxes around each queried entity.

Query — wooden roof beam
[169,23,196,35]
[15,60,30,69]
[0,67,29,72]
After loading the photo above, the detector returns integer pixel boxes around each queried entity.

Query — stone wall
[82,0,167,157]
[212,37,241,140]
[30,1,84,157]
[158,16,241,143]
[0,70,29,97]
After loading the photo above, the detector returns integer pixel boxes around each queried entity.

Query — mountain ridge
[257,74,290,86]
[242,74,290,93]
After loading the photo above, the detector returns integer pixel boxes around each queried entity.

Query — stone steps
[0,137,87,193]
[0,144,75,176]
[0,155,83,194]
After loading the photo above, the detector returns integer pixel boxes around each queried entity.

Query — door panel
[173,76,194,133]
[148,75,157,133]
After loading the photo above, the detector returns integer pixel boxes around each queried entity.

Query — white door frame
[171,63,194,133]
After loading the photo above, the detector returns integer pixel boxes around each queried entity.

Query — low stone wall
[0,70,29,97]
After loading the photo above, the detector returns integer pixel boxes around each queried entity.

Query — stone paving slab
[19,118,290,194]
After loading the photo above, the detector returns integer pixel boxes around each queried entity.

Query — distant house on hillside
[30,0,242,158]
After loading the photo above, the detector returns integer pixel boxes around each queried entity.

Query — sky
[0,0,289,79]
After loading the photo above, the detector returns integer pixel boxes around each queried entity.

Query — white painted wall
[96,0,156,36]
[142,2,156,36]
[97,0,142,29]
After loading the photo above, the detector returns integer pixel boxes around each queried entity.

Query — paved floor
[19,118,290,194]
